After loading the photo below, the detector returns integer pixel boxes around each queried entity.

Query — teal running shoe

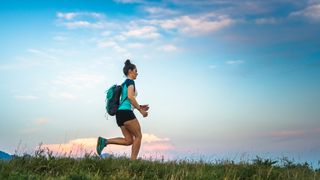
[96,136,107,155]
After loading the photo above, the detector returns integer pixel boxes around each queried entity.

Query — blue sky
[1,0,320,164]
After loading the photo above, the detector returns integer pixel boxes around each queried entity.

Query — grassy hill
[0,149,319,179]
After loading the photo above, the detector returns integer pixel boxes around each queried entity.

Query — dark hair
[123,59,136,76]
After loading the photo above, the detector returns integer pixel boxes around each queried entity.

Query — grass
[0,147,319,179]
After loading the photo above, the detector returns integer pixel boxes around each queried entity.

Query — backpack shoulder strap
[119,83,127,105]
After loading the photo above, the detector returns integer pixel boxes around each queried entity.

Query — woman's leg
[123,119,142,160]
[106,126,133,146]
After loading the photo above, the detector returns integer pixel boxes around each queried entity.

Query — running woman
[97,59,149,160]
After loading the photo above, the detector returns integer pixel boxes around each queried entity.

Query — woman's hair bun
[125,59,131,66]
[123,59,136,76]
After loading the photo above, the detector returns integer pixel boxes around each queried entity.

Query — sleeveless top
[118,79,138,111]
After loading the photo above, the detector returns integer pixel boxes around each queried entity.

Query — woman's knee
[125,138,133,145]
[135,133,142,140]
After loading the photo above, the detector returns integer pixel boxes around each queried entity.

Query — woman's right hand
[140,104,149,111]
[139,109,148,117]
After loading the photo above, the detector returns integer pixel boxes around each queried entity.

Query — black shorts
[116,110,136,127]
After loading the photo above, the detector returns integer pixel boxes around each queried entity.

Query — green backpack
[105,84,127,116]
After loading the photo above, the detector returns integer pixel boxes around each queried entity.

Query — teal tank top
[118,79,136,110]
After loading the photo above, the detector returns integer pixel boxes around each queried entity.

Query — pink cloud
[143,142,174,151]
[39,133,175,159]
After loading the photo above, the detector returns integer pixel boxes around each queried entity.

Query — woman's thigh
[124,119,142,138]
[120,126,133,143]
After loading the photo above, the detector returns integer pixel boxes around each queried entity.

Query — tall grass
[0,147,319,179]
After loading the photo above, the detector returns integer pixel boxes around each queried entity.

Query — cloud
[40,133,174,158]
[63,21,106,29]
[27,49,58,60]
[57,12,77,20]
[159,44,179,52]
[143,7,179,16]
[226,60,244,65]
[122,26,161,39]
[56,12,112,29]
[97,40,129,54]
[147,13,235,35]
[142,133,170,143]
[169,0,274,16]
[14,95,39,100]
[290,3,320,21]
[56,12,105,20]
[40,138,97,157]
[143,142,174,151]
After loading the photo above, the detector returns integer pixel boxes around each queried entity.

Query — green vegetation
[0,148,319,179]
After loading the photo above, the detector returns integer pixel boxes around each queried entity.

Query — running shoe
[96,136,107,155]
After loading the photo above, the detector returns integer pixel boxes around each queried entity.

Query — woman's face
[129,68,138,79]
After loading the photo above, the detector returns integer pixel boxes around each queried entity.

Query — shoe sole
[97,137,102,155]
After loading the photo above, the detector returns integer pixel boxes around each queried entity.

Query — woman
[96,59,149,160]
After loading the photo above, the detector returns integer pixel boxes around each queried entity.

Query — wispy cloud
[57,12,77,20]
[147,13,235,35]
[158,44,179,52]
[143,133,170,143]
[56,11,114,29]
[226,60,244,65]
[63,21,106,29]
[122,26,161,39]
[169,0,275,16]
[56,12,105,20]
[97,40,130,55]
[143,6,179,17]
[27,49,58,60]
[290,3,320,21]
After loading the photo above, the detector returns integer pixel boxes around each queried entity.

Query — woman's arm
[127,85,140,110]
[127,85,148,117]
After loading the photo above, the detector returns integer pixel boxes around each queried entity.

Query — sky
[0,0,320,165]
